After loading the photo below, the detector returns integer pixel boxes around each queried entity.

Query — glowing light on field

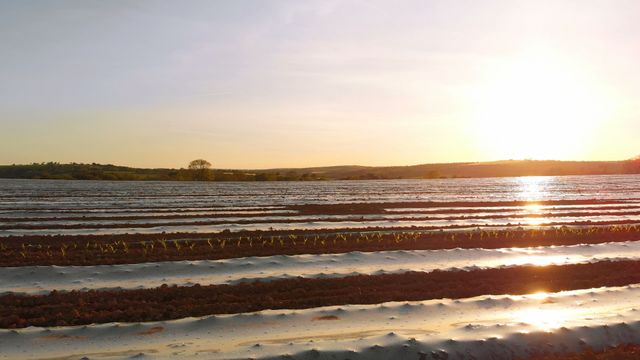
[517,177,548,201]
[515,308,573,331]
[528,291,551,300]
[511,292,587,331]
[515,177,554,225]
[524,203,543,213]
[507,255,570,267]
[524,218,547,226]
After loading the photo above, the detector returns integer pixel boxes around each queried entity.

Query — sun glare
[528,291,551,300]
[517,176,550,201]
[515,308,573,331]
[508,255,570,267]
[513,292,577,331]
[471,49,614,160]
[523,203,542,213]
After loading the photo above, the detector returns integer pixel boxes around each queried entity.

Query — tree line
[0,161,326,181]
[1,159,639,182]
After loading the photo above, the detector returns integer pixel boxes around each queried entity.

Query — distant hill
[0,160,639,181]
[0,163,326,181]
[279,159,640,180]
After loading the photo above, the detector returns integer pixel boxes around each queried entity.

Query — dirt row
[0,211,297,223]
[4,210,640,230]
[2,260,640,328]
[3,204,639,223]
[1,198,630,214]
[2,225,640,266]
[290,200,636,215]
[523,344,640,359]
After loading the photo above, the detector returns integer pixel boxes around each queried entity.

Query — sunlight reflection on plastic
[524,203,543,213]
[524,218,546,226]
[514,307,574,331]
[517,178,553,226]
[527,291,551,300]
[507,255,571,267]
[518,177,550,201]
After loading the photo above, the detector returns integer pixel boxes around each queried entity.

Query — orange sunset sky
[1,1,638,168]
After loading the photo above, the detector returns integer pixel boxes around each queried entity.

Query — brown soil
[135,326,164,336]
[2,260,640,328]
[2,204,637,223]
[522,344,640,359]
[5,199,626,215]
[5,210,640,231]
[37,334,85,340]
[288,200,634,215]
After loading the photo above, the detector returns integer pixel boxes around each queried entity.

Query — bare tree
[188,159,212,181]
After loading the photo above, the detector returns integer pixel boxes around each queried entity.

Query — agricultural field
[3,175,640,359]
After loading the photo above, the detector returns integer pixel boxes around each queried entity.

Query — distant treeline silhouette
[0,162,326,181]
[0,159,639,181]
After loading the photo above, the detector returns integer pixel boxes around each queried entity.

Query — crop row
[1,225,640,266]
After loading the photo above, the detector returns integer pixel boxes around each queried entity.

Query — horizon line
[3,157,639,171]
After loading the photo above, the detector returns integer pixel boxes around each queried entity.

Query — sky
[1,0,639,169]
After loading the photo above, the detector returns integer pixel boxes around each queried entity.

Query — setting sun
[471,50,615,160]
